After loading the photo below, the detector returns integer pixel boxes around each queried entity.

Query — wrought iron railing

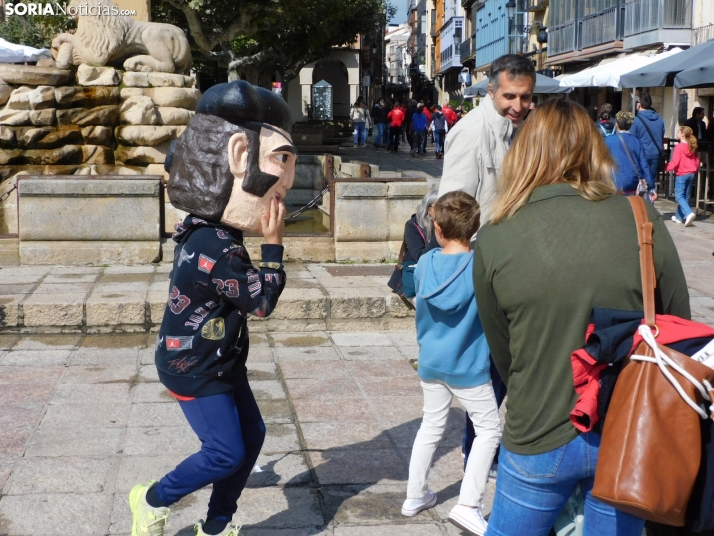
[693,23,714,45]
[625,0,692,36]
[549,21,576,55]
[460,37,475,60]
[581,7,617,48]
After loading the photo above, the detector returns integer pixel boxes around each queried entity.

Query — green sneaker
[129,481,170,536]
[194,519,243,536]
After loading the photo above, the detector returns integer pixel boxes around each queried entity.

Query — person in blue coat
[605,110,657,201]
[630,93,665,187]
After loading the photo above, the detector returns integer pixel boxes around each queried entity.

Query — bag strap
[413,222,427,245]
[616,133,643,180]
[627,196,656,328]
[635,115,663,156]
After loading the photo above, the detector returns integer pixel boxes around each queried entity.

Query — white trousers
[407,379,502,506]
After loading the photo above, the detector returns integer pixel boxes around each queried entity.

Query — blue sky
[390,0,408,24]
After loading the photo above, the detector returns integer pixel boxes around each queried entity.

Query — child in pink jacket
[666,125,700,227]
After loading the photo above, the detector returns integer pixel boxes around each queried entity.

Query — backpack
[599,122,615,137]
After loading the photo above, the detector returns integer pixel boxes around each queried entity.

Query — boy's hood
[637,109,659,123]
[417,250,474,314]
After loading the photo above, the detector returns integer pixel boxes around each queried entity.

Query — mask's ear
[228,132,249,177]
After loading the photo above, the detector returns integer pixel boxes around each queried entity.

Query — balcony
[623,0,692,49]
[438,16,464,73]
[581,7,618,49]
[525,0,549,10]
[549,21,576,56]
[460,36,475,63]
[693,23,714,45]
[431,22,438,37]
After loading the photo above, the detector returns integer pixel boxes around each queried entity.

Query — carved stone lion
[51,0,191,73]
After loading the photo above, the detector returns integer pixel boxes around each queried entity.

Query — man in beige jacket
[438,55,535,221]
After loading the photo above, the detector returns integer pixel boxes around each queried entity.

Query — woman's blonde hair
[678,125,698,155]
[490,99,616,224]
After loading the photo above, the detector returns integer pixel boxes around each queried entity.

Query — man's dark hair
[693,107,705,117]
[489,54,536,92]
[433,191,481,243]
[638,93,652,109]
[600,111,610,121]
[166,80,293,221]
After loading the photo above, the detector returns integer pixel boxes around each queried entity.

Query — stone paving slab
[0,329,488,535]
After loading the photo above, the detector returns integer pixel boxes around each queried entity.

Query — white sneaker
[401,490,437,516]
[448,504,488,535]
[685,213,695,227]
[671,216,683,224]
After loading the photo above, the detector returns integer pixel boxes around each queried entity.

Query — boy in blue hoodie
[402,191,502,536]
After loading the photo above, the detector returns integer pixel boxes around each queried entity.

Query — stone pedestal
[17,175,162,265]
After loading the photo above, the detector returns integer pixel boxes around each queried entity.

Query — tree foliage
[0,4,69,50]
[153,0,395,83]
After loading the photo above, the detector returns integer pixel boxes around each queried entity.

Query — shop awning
[674,55,714,88]
[463,73,570,96]
[620,39,714,87]
[591,48,682,87]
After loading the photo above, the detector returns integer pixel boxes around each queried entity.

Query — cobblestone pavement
[0,330,481,535]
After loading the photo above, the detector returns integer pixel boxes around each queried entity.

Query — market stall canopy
[559,59,620,88]
[591,48,682,87]
[620,39,714,87]
[0,38,51,64]
[674,55,714,88]
[464,73,571,97]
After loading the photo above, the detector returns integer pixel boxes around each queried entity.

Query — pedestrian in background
[630,93,665,189]
[350,98,371,147]
[597,111,615,138]
[683,107,707,141]
[422,102,433,154]
[403,191,502,536]
[406,100,418,149]
[372,98,388,149]
[667,125,700,227]
[411,103,428,157]
[387,101,405,152]
[430,105,448,159]
[473,98,689,536]
[604,111,654,199]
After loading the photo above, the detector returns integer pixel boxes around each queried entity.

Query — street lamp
[505,0,516,54]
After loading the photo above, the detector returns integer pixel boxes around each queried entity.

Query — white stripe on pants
[407,379,502,506]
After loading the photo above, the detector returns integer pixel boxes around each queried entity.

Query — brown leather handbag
[592,196,714,526]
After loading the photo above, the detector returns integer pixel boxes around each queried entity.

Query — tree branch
[163,0,252,55]
[228,49,273,72]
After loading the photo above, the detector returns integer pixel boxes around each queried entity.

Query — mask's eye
[276,154,289,164]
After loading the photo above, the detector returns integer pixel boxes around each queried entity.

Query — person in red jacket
[666,125,701,227]
[422,104,432,154]
[387,101,405,152]
[443,103,458,128]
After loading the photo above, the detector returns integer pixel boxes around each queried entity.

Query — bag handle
[627,196,656,328]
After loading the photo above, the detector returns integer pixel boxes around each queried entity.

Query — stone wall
[0,64,197,182]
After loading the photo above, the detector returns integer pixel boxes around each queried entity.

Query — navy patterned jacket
[155,215,286,397]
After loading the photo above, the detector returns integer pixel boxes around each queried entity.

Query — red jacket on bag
[443,106,458,127]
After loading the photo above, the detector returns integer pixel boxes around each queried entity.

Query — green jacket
[473,184,690,455]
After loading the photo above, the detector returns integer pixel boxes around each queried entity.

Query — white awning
[559,56,625,88]
[0,38,51,64]
[591,48,683,87]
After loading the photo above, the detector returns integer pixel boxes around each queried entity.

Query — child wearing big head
[402,191,502,536]
[129,81,296,536]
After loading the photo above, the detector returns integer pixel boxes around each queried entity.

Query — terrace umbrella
[620,39,714,88]
[463,73,570,96]
[674,56,714,88]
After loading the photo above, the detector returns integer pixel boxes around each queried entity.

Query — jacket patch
[198,254,216,273]
[201,317,226,340]
[169,286,191,314]
[213,278,239,298]
[178,246,195,266]
[185,301,218,330]
[216,229,230,239]
[166,335,193,351]
[167,355,199,373]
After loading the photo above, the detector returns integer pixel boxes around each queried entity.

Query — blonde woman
[350,98,371,147]
[666,125,701,227]
[472,99,690,536]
